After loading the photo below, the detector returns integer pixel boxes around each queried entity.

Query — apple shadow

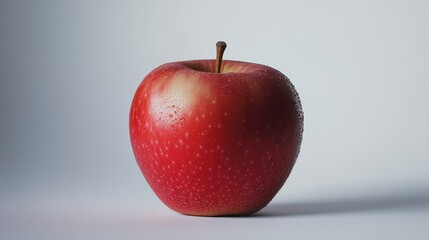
[256,188,429,217]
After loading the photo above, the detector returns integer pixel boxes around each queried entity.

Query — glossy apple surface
[130,60,303,216]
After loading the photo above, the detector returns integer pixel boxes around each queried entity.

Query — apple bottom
[158,173,292,217]
[136,139,297,217]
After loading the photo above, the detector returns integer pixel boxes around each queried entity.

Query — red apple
[130,42,303,216]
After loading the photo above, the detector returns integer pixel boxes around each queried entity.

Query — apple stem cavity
[215,41,227,73]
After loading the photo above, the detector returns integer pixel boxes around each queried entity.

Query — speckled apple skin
[130,60,303,216]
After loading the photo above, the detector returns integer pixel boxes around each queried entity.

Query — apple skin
[130,59,303,216]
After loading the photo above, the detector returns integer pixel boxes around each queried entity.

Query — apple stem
[215,41,227,73]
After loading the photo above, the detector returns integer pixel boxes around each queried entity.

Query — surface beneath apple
[130,60,303,216]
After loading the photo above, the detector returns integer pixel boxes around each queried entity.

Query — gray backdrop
[1,1,429,239]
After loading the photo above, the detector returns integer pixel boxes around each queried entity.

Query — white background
[1,0,428,239]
